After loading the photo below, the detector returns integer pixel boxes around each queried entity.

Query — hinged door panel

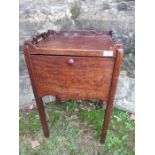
[30,55,115,100]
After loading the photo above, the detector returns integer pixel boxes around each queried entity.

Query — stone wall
[19,0,135,112]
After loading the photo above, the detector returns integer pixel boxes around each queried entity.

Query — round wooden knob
[67,58,75,66]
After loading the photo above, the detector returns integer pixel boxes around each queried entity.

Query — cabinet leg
[98,100,103,108]
[100,102,113,144]
[55,96,61,105]
[36,97,49,138]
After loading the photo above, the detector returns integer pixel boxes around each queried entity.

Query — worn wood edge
[25,45,116,58]
[100,44,124,144]
[108,44,124,103]
[24,45,50,137]
[23,29,114,57]
[23,45,39,97]
[24,29,113,46]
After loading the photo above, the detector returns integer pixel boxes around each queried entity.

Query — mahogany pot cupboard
[23,30,124,144]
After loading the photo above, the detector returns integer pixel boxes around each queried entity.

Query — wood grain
[24,46,49,137]
[25,30,115,57]
[30,55,115,101]
[100,47,124,144]
[24,30,124,144]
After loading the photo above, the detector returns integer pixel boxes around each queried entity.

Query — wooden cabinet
[24,30,123,144]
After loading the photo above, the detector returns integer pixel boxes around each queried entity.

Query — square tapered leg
[36,97,49,137]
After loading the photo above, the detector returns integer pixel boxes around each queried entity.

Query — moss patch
[70,3,80,19]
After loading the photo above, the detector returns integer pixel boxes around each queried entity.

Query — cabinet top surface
[27,30,113,51]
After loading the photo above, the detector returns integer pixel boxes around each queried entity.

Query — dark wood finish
[35,97,49,137]
[29,47,117,58]
[23,30,123,144]
[24,46,49,137]
[55,96,61,105]
[98,100,104,108]
[100,46,124,143]
[30,55,114,100]
[25,30,116,57]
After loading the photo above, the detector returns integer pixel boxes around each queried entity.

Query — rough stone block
[19,53,28,76]
[19,0,135,112]
[117,2,128,11]
[114,72,135,112]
